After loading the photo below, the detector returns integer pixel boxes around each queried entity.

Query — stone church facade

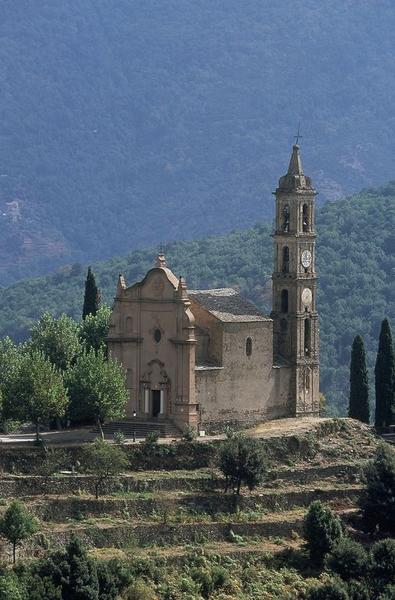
[107,144,320,430]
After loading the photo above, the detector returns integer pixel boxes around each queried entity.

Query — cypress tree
[82,267,100,320]
[349,335,370,423]
[375,318,395,428]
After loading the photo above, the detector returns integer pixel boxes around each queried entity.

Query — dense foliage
[349,335,369,424]
[0,187,393,414]
[0,1,395,283]
[0,312,125,431]
[66,349,127,427]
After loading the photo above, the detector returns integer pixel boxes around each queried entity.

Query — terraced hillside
[0,419,378,568]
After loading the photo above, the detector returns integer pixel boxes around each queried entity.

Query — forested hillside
[0,1,395,283]
[0,185,394,415]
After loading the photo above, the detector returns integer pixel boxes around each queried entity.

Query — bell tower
[271,143,319,416]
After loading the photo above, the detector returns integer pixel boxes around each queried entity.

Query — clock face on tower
[301,250,312,268]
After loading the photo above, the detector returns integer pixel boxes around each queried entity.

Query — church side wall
[196,320,290,430]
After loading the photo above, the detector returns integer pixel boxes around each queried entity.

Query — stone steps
[100,420,182,439]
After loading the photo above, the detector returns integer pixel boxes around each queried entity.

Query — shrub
[370,539,395,586]
[346,580,370,600]
[307,580,349,600]
[326,538,368,581]
[0,574,23,600]
[121,579,157,600]
[182,425,197,442]
[303,501,343,566]
[378,584,395,600]
[361,444,395,534]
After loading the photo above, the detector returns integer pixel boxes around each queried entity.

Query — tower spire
[277,143,315,193]
[287,144,304,176]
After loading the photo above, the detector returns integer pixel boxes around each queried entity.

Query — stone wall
[196,321,290,430]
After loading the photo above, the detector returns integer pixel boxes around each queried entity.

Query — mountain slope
[0,184,394,415]
[1,1,395,283]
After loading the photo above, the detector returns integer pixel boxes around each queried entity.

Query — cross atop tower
[294,121,302,146]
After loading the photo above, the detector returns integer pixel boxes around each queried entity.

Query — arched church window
[302,204,309,232]
[280,318,288,332]
[154,329,162,343]
[304,318,311,356]
[282,205,290,232]
[246,337,252,357]
[282,246,290,273]
[281,290,289,313]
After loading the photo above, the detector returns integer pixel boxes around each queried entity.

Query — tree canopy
[66,349,127,429]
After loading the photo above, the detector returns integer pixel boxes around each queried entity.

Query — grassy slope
[0,185,394,414]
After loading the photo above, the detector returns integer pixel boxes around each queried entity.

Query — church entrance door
[152,390,161,418]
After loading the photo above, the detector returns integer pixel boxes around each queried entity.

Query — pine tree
[349,335,370,423]
[375,318,395,428]
[82,267,100,320]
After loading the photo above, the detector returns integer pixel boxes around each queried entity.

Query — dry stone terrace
[0,418,380,563]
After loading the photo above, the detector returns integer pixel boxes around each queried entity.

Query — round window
[154,329,162,343]
[246,337,252,357]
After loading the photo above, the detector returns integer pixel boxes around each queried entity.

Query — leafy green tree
[10,351,68,441]
[375,318,395,427]
[326,538,368,581]
[80,305,111,353]
[29,312,81,371]
[349,335,369,423]
[218,434,267,494]
[67,349,127,435]
[370,539,395,587]
[0,500,39,564]
[0,574,23,600]
[303,501,343,566]
[83,267,100,320]
[360,444,395,534]
[81,438,128,499]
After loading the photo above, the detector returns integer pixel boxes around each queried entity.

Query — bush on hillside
[303,501,343,566]
[326,538,368,581]
[370,539,395,587]
[306,580,349,600]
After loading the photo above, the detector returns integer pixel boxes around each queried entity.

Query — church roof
[188,288,270,322]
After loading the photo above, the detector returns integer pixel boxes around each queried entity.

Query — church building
[107,144,320,431]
